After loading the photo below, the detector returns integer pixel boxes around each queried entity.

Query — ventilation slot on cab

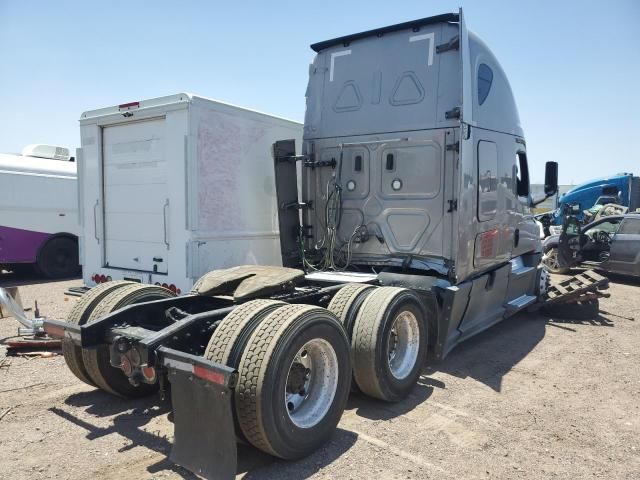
[355,155,362,172]
[386,153,395,171]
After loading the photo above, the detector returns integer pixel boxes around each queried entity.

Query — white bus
[0,145,80,278]
[78,93,302,293]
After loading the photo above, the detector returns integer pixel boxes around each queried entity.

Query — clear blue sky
[1,0,638,184]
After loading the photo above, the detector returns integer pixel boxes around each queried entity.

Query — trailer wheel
[351,287,427,402]
[235,304,351,459]
[542,247,569,274]
[36,236,80,279]
[327,283,377,339]
[82,284,176,398]
[62,281,134,387]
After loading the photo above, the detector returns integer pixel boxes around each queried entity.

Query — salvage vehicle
[536,172,640,232]
[0,145,80,278]
[78,94,302,293]
[542,213,640,277]
[42,10,600,480]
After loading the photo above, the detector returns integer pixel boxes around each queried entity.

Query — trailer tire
[36,236,80,279]
[82,284,176,398]
[235,304,351,459]
[543,298,600,320]
[351,287,427,402]
[62,281,134,387]
[327,283,377,339]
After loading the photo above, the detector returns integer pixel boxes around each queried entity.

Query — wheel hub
[285,338,339,429]
[386,310,420,380]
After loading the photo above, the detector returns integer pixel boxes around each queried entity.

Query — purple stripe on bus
[0,225,51,263]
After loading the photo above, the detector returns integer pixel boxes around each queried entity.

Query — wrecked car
[542,213,640,277]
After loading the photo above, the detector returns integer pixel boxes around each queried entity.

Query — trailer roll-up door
[102,118,169,273]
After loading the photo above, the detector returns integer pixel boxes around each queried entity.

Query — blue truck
[537,173,640,234]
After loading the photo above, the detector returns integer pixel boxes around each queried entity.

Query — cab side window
[515,151,530,197]
[478,64,493,105]
[618,218,640,235]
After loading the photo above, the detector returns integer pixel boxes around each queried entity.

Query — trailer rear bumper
[159,347,238,480]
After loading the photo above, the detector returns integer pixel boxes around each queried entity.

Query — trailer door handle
[163,199,170,249]
[93,200,100,243]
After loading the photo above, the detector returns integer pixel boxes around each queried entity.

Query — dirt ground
[0,271,638,480]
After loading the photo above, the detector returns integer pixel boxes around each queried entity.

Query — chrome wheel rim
[386,310,420,380]
[543,249,560,272]
[285,338,338,429]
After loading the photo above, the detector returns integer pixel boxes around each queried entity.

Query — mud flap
[159,347,238,480]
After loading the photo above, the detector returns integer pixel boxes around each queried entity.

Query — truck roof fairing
[310,13,459,52]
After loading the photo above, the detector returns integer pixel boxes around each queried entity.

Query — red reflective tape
[193,365,225,385]
[44,324,65,339]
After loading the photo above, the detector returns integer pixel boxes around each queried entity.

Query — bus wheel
[82,284,176,398]
[36,236,80,279]
[235,304,351,459]
[62,281,134,387]
[351,287,427,402]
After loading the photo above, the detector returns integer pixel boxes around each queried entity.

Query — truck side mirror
[544,161,558,196]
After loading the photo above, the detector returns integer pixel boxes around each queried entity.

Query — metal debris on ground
[4,338,61,356]
[15,351,58,359]
[0,407,13,421]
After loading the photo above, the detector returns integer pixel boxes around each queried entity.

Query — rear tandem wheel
[327,283,377,339]
[62,281,134,387]
[234,303,352,459]
[82,284,176,397]
[351,287,428,402]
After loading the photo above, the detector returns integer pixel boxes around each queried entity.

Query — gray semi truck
[45,10,562,479]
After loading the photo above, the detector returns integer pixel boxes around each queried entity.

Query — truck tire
[327,283,377,338]
[82,284,176,397]
[536,266,551,301]
[235,304,351,459]
[351,287,427,402]
[542,247,570,274]
[62,281,134,387]
[204,299,285,442]
[36,236,80,279]
[204,299,285,368]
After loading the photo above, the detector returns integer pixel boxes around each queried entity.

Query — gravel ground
[0,271,638,479]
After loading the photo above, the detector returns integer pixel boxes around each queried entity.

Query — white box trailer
[79,93,302,293]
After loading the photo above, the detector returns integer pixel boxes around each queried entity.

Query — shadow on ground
[51,388,357,479]
[432,312,547,393]
[0,268,81,288]
[51,391,198,479]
